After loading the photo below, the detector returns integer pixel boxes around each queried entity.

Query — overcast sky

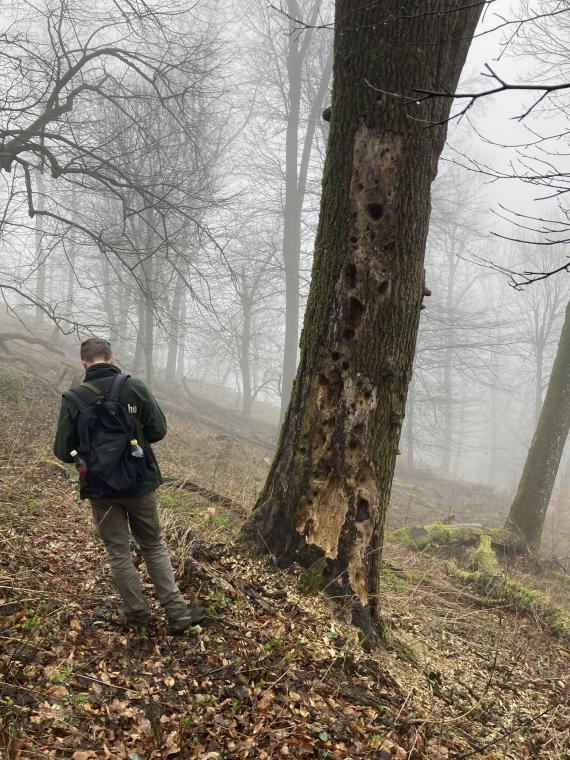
[449,0,570,260]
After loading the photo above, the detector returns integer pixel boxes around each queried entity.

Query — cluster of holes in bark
[298,135,403,570]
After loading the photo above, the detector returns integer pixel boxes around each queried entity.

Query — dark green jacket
[54,364,167,497]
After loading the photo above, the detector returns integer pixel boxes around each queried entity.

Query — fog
[1,0,569,500]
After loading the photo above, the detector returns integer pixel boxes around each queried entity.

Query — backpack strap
[63,388,91,412]
[80,381,104,398]
[107,373,130,403]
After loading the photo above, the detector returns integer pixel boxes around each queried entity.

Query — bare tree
[0,0,223,328]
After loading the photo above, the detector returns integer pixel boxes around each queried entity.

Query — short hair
[80,337,112,363]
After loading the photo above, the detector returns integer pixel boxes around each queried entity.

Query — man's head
[80,337,113,369]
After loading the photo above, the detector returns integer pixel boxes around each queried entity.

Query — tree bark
[239,0,482,643]
[506,300,570,550]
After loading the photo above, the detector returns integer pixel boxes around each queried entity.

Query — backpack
[63,373,149,498]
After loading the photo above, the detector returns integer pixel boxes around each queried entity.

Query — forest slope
[0,339,568,758]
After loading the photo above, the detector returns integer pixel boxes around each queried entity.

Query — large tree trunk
[506,301,570,550]
[240,0,482,643]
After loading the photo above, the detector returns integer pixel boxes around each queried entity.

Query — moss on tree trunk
[239,1,483,645]
[507,301,570,551]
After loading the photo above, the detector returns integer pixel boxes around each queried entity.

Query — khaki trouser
[91,491,188,622]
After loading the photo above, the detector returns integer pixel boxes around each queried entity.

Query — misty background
[1,0,569,501]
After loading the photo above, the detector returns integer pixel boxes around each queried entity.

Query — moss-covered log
[448,562,570,639]
[388,522,517,551]
[393,529,569,638]
[239,2,483,645]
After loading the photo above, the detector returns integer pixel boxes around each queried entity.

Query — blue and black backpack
[63,373,149,498]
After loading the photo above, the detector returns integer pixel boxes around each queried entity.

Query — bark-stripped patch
[297,368,378,566]
[298,475,348,559]
[293,129,402,594]
[348,462,377,606]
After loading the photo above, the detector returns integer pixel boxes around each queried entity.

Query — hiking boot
[167,607,205,634]
[122,613,151,630]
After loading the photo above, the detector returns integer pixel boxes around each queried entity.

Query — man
[54,337,204,634]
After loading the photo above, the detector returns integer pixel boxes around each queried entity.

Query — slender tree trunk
[280,5,303,424]
[490,383,499,487]
[441,253,457,474]
[103,257,117,338]
[144,292,154,387]
[535,337,544,424]
[176,286,187,381]
[34,168,46,322]
[133,290,146,375]
[115,291,130,364]
[280,1,332,423]
[240,0,482,643]
[506,301,570,550]
[166,274,184,385]
[65,240,77,314]
[240,292,253,419]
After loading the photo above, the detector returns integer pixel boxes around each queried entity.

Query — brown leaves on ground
[1,368,569,759]
[0,440,413,759]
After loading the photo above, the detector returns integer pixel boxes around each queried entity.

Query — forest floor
[0,337,569,759]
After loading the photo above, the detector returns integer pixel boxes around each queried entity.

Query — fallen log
[388,521,521,552]
[163,476,246,514]
[0,332,65,356]
[389,524,569,638]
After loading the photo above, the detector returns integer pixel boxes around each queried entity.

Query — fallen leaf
[257,690,274,712]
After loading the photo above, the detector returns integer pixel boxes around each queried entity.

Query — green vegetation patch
[388,521,511,550]
[449,563,570,638]
[0,376,27,408]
